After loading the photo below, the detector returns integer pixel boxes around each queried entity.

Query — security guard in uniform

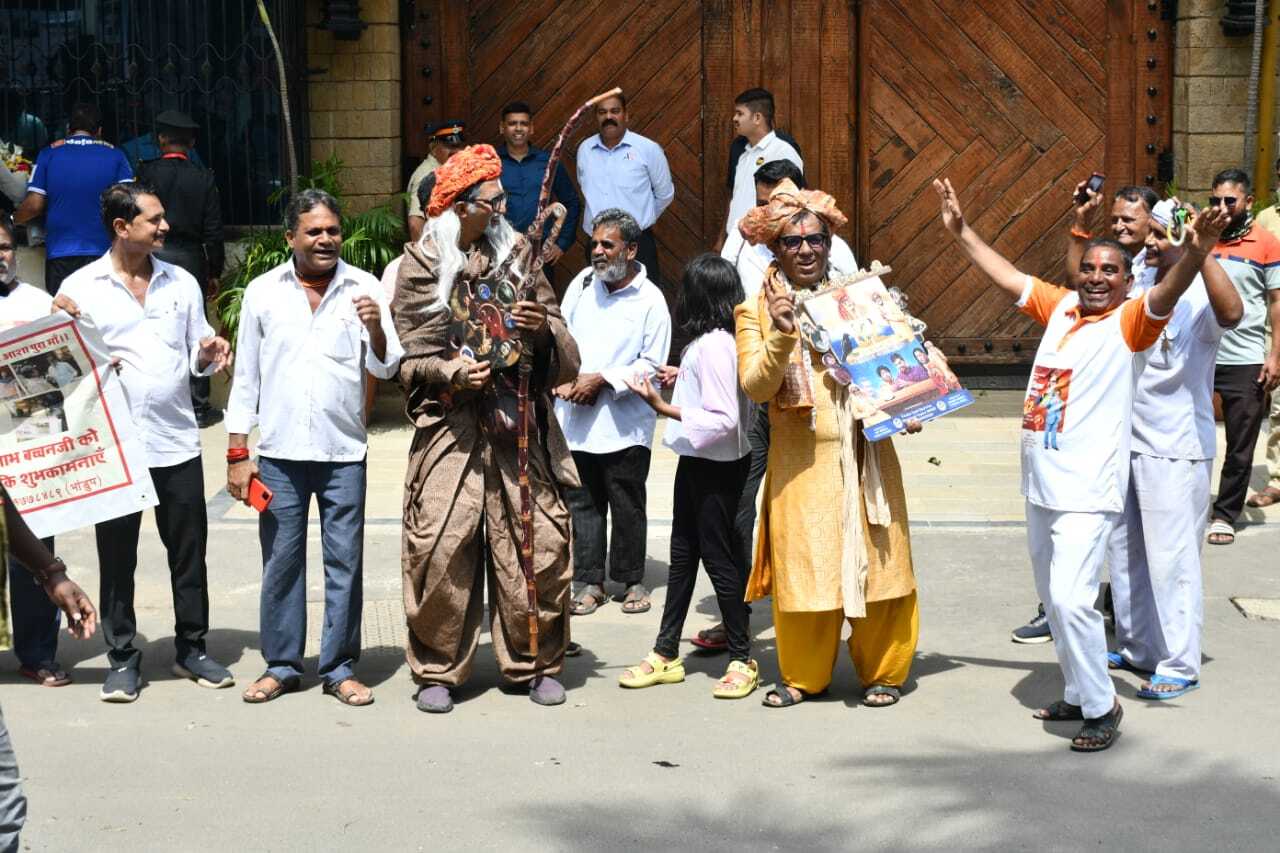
[136,110,225,427]
[405,120,466,242]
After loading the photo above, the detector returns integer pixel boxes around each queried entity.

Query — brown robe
[392,235,580,686]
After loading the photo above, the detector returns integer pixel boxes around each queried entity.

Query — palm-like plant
[215,154,406,346]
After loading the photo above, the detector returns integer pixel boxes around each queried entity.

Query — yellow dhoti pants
[772,591,919,694]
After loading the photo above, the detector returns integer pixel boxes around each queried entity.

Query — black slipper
[1070,703,1123,752]
[863,685,900,707]
[1033,700,1084,721]
[761,684,822,708]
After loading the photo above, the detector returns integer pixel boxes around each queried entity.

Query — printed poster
[800,271,974,441]
[1022,366,1072,451]
[0,313,156,537]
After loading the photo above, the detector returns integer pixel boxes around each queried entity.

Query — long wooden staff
[511,86,622,658]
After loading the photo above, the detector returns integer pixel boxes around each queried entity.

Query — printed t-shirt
[27,136,134,259]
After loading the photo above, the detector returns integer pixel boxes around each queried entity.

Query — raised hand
[1186,203,1231,255]
[933,178,965,237]
[765,276,797,334]
[1071,178,1103,226]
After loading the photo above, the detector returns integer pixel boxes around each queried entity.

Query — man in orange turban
[735,179,921,710]
[391,143,582,714]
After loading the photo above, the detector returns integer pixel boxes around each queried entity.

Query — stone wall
[305,0,402,213]
[1174,0,1276,198]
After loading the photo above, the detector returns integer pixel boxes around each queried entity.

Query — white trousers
[1106,453,1208,681]
[1027,502,1118,719]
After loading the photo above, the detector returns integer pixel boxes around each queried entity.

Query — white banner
[0,313,156,537]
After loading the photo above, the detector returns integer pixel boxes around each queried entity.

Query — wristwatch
[33,556,68,586]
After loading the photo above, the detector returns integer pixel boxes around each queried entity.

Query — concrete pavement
[3,390,1279,851]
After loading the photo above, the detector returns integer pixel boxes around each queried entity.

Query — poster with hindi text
[0,313,155,537]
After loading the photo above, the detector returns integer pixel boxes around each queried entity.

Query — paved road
[4,394,1279,850]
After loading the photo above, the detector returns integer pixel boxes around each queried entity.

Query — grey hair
[285,188,342,233]
[421,204,519,312]
[590,208,641,244]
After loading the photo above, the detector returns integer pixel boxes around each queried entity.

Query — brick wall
[305,0,402,213]
[1174,0,1274,198]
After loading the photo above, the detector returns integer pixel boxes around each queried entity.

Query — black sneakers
[172,652,234,689]
[1011,603,1053,644]
[100,665,141,702]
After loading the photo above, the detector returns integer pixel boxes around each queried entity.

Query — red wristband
[1070,227,1092,240]
[226,447,250,463]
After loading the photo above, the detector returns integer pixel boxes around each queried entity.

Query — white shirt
[576,130,674,232]
[0,280,53,329]
[1016,276,1168,513]
[720,228,859,299]
[1130,277,1231,461]
[1130,248,1156,291]
[59,253,215,468]
[662,329,751,462]
[225,259,403,462]
[725,131,803,237]
[554,264,672,454]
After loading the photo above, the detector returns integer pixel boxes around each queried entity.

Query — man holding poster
[53,182,233,703]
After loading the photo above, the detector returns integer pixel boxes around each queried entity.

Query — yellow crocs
[712,659,759,699]
[618,652,685,688]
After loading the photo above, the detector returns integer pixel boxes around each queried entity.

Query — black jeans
[567,446,650,587]
[1213,363,1268,524]
[636,228,660,286]
[95,456,210,668]
[734,403,770,585]
[654,454,752,662]
[44,254,96,296]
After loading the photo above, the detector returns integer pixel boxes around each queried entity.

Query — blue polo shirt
[27,134,134,259]
[497,144,580,252]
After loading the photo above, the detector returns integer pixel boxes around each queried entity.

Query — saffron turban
[427,143,502,217]
[738,178,848,246]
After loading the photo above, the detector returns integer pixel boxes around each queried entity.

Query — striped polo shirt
[1212,224,1280,366]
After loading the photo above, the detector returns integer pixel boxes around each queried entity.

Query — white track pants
[1027,502,1118,719]
[1106,453,1208,681]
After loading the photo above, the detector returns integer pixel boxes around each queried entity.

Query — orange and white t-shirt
[1017,276,1170,513]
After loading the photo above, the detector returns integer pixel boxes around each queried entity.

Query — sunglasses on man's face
[778,233,829,252]
[1208,196,1238,208]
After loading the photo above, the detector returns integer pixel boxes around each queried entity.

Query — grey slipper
[529,675,566,706]
[416,684,453,714]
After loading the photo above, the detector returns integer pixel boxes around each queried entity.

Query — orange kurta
[735,294,915,612]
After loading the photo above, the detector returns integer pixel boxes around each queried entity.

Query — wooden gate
[402,0,1173,362]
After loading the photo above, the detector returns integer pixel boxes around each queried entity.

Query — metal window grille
[0,0,308,225]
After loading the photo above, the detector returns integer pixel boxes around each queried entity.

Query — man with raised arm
[934,177,1228,752]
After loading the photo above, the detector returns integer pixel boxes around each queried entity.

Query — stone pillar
[305,0,402,213]
[1173,0,1273,198]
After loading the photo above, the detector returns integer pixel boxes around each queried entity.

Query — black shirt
[135,153,224,279]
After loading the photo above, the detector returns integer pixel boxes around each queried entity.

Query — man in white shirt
[52,182,233,703]
[0,218,73,688]
[1108,200,1241,700]
[555,209,672,617]
[717,89,802,250]
[936,177,1227,752]
[226,189,401,708]
[576,94,674,286]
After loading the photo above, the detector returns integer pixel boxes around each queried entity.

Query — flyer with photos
[800,270,973,441]
[0,313,156,537]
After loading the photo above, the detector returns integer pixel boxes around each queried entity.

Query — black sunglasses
[1208,196,1238,207]
[778,233,829,252]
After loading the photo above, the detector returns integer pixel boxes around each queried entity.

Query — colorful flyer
[0,313,156,537]
[800,270,974,441]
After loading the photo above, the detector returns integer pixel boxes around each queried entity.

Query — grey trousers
[0,706,26,851]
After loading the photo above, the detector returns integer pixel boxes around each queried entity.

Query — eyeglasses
[1208,196,1238,207]
[470,192,507,211]
[778,233,829,252]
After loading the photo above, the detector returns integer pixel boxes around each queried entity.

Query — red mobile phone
[1076,172,1105,205]
[247,476,274,513]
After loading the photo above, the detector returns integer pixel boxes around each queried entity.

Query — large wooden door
[857,0,1174,361]
[403,0,706,297]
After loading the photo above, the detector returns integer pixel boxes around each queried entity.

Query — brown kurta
[735,288,916,612]
[392,235,580,686]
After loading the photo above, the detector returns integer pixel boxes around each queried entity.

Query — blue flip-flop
[1106,651,1152,675]
[1137,674,1200,701]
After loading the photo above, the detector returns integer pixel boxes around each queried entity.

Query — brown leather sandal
[242,673,300,704]
[324,677,374,707]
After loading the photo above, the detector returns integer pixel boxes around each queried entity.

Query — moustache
[602,119,618,127]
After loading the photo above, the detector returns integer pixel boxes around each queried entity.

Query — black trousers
[44,254,97,296]
[95,456,210,667]
[734,403,770,585]
[655,454,752,662]
[567,446,651,586]
[1213,363,1268,524]
[636,228,660,286]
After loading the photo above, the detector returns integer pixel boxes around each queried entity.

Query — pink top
[662,329,752,461]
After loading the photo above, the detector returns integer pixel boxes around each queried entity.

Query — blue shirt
[497,144,581,252]
[575,130,674,232]
[27,134,133,259]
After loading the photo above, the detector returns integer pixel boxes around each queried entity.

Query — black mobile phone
[1076,172,1105,205]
